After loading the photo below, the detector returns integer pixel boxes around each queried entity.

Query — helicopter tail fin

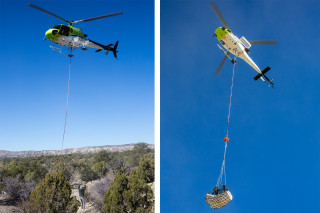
[112,41,119,59]
[254,67,274,88]
[253,67,271,80]
[92,40,118,59]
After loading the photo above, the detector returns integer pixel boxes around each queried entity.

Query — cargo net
[205,141,232,209]
[206,185,233,209]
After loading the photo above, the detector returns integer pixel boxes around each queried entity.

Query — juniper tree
[137,158,154,183]
[102,158,154,213]
[123,170,154,213]
[29,171,72,213]
[102,172,128,213]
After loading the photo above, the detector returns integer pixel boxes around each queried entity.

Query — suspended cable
[216,141,228,187]
[59,48,73,170]
[216,57,236,187]
[226,57,236,137]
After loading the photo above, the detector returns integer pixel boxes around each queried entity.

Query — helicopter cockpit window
[58,25,70,36]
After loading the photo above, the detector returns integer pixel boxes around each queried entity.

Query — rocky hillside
[0,143,154,158]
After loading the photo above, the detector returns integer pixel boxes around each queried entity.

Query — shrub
[67,196,80,213]
[102,172,128,213]
[29,171,72,213]
[123,170,153,213]
[137,158,154,183]
[102,157,154,213]
[80,165,99,182]
[87,175,114,211]
[2,174,21,202]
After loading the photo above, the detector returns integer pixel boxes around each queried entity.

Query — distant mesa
[0,143,154,158]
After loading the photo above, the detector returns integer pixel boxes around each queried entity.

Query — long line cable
[216,57,237,187]
[216,142,228,187]
[226,57,236,136]
[59,49,72,170]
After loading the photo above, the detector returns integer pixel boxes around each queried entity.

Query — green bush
[92,161,108,177]
[102,172,128,213]
[93,150,110,164]
[128,143,151,167]
[102,157,154,213]
[67,196,80,213]
[123,170,153,212]
[29,171,72,213]
[137,158,154,183]
[80,165,99,182]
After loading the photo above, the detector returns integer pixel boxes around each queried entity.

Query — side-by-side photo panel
[160,0,320,212]
[0,0,155,212]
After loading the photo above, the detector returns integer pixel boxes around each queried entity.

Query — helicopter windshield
[53,25,62,29]
[52,25,70,36]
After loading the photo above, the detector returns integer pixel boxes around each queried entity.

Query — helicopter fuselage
[45,24,104,50]
[215,27,262,74]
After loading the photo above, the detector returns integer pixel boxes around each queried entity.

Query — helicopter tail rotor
[101,41,119,59]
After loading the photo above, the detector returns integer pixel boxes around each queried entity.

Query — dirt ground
[0,195,23,213]
[0,205,23,213]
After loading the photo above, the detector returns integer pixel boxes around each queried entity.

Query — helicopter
[210,2,277,88]
[28,3,123,58]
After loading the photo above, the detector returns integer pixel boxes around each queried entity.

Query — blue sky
[161,0,320,213]
[0,0,154,151]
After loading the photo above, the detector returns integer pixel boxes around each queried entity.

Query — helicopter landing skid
[50,46,74,57]
[217,44,236,64]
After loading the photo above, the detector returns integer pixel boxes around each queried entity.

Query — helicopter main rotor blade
[72,12,123,24]
[249,40,278,45]
[210,2,231,31]
[215,52,230,75]
[28,3,69,24]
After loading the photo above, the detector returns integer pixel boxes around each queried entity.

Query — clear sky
[161,0,320,213]
[0,0,154,151]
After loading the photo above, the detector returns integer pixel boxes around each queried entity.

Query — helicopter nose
[45,29,52,39]
[45,29,58,40]
[45,29,51,37]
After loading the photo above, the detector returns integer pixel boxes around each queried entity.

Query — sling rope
[226,58,236,137]
[216,57,237,187]
[216,142,228,187]
[59,48,73,170]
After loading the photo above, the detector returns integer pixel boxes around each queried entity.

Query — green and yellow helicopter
[211,2,277,87]
[28,3,123,58]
